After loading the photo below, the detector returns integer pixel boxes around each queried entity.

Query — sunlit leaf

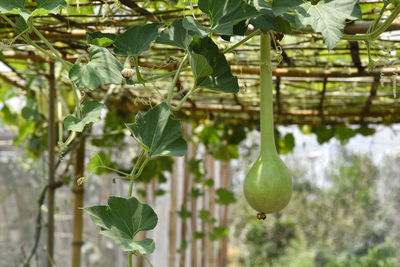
[86,31,116,47]
[272,0,360,49]
[69,45,123,90]
[31,0,67,17]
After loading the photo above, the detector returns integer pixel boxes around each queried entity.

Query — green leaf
[214,144,239,161]
[204,178,214,187]
[31,0,67,17]
[278,133,295,154]
[113,23,163,56]
[84,196,157,255]
[0,0,29,20]
[272,0,360,49]
[191,188,203,198]
[249,0,278,32]
[193,232,205,239]
[334,126,356,144]
[189,36,239,93]
[182,17,211,38]
[156,19,195,49]
[69,45,123,90]
[198,0,259,35]
[86,31,116,47]
[209,226,229,241]
[199,209,211,221]
[178,207,192,219]
[126,102,187,157]
[136,156,174,183]
[0,0,25,13]
[86,151,116,175]
[216,188,236,205]
[221,20,249,41]
[0,0,67,20]
[63,100,105,132]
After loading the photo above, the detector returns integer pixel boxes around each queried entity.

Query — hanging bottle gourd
[243,33,292,220]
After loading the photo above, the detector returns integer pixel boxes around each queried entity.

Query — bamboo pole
[218,161,230,267]
[47,61,56,267]
[169,158,179,267]
[71,139,85,267]
[207,155,215,267]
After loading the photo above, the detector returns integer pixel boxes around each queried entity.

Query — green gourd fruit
[243,33,292,218]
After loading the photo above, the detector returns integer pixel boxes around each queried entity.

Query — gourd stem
[260,33,277,156]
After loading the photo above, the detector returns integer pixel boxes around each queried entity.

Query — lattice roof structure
[1,0,400,126]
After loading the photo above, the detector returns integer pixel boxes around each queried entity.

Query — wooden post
[207,155,215,267]
[179,124,192,267]
[47,61,56,267]
[169,158,179,267]
[135,183,148,267]
[71,139,85,267]
[190,146,198,267]
[218,161,230,267]
[201,174,207,267]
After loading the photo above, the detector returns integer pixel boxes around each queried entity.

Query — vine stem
[142,29,260,84]
[129,253,133,267]
[128,150,145,197]
[167,53,189,105]
[143,255,154,267]
[170,86,197,111]
[260,32,277,156]
[134,56,145,83]
[32,26,73,69]
[224,29,261,54]
[342,3,400,41]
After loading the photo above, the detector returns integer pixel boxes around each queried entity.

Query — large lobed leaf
[84,196,157,255]
[126,102,187,158]
[69,45,123,90]
[156,19,195,49]
[189,36,239,93]
[272,0,361,49]
[63,100,105,132]
[198,0,259,35]
[113,23,164,56]
[0,0,67,20]
[249,0,292,33]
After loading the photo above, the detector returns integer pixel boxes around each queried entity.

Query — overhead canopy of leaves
[63,100,105,132]
[84,196,158,255]
[113,23,164,56]
[126,102,187,157]
[69,45,123,90]
[272,0,361,49]
[189,36,239,93]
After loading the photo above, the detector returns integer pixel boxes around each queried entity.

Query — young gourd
[243,33,292,218]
